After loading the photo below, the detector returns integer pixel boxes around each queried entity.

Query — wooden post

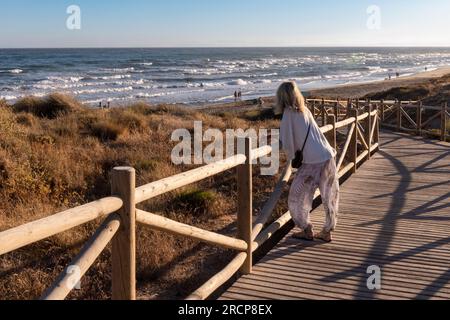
[417,101,423,136]
[321,98,326,126]
[346,98,352,119]
[442,103,448,141]
[311,100,316,119]
[397,100,402,132]
[365,104,372,159]
[327,115,337,151]
[335,99,340,121]
[349,109,358,173]
[111,167,136,300]
[237,137,252,274]
[380,99,385,122]
[374,105,380,148]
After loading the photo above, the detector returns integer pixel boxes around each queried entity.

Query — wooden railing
[0,104,380,301]
[308,98,449,141]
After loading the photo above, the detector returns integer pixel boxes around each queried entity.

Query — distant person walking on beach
[234,91,238,102]
[274,81,339,242]
[238,90,242,100]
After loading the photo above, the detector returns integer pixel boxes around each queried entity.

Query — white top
[280,107,336,164]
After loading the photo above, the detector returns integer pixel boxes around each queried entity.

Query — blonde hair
[274,81,306,115]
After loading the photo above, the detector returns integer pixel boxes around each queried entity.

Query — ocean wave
[0,69,24,74]
[10,69,23,74]
[102,67,136,73]
[228,79,249,86]
[85,74,132,80]
[46,76,84,83]
[73,86,134,95]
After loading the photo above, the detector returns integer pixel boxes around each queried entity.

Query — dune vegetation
[0,94,286,300]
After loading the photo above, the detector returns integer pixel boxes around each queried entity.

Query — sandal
[293,226,314,241]
[315,231,333,243]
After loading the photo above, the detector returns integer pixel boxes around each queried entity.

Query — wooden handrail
[0,197,123,256]
[186,252,247,300]
[136,210,248,251]
[41,213,121,300]
[135,154,246,204]
[336,123,356,172]
[135,145,272,204]
[251,164,293,241]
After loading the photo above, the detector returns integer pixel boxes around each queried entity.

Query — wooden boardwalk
[221,131,450,300]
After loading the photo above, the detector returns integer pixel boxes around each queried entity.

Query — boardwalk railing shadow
[245,130,449,300]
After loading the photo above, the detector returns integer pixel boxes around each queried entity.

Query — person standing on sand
[274,81,340,242]
[234,91,238,102]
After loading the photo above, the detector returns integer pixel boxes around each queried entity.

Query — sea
[1,47,450,106]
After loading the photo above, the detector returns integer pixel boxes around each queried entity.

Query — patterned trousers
[288,158,340,232]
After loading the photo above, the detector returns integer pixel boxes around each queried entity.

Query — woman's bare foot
[315,231,333,243]
[293,225,314,241]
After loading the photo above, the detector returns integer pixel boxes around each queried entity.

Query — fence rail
[1,100,384,300]
[308,98,448,141]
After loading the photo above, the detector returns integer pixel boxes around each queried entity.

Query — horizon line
[1,45,450,50]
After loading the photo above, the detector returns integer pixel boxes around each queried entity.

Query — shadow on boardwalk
[221,131,450,300]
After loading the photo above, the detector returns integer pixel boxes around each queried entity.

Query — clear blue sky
[1,0,449,48]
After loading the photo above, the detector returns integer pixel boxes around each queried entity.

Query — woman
[274,82,340,242]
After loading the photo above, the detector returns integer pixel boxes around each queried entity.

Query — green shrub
[173,189,218,216]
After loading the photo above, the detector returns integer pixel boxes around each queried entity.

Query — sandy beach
[309,66,450,99]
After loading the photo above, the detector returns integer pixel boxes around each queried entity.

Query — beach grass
[0,95,284,300]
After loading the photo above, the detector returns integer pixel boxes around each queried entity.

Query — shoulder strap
[301,124,311,153]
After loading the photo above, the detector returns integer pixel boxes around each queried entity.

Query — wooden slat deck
[221,131,450,300]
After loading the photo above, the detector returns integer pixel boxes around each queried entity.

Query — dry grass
[0,94,284,300]
[12,93,82,119]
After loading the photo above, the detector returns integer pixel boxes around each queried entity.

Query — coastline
[309,66,450,98]
[194,66,450,113]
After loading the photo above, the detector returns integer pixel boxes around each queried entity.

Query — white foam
[73,86,134,95]
[9,69,23,74]
[229,79,249,86]
[0,95,18,100]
